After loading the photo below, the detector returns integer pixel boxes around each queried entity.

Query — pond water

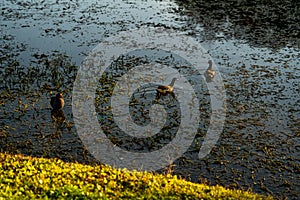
[1,0,299,199]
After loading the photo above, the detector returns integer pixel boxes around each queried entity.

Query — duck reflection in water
[51,109,66,124]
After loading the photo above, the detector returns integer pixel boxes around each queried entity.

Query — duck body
[156,78,177,99]
[156,85,174,94]
[205,60,215,81]
[50,93,64,110]
[206,69,215,79]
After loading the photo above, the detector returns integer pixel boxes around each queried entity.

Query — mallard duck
[50,93,64,110]
[205,60,215,81]
[156,78,177,99]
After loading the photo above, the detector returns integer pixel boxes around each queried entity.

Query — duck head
[208,60,213,69]
[56,93,63,99]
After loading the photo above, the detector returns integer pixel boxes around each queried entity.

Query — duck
[156,78,177,99]
[205,60,215,81]
[50,93,64,110]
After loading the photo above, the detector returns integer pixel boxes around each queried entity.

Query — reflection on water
[0,0,299,199]
[175,0,299,49]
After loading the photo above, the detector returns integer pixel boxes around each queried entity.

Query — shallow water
[1,0,299,199]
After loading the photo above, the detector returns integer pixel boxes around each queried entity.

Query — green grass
[0,153,272,199]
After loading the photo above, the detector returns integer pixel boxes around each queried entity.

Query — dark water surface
[1,0,299,199]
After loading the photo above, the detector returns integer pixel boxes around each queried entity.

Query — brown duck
[205,60,215,81]
[50,93,64,110]
[156,78,177,99]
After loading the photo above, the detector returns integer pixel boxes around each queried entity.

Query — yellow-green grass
[0,153,272,199]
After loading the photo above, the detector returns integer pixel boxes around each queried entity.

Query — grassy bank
[0,153,272,199]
